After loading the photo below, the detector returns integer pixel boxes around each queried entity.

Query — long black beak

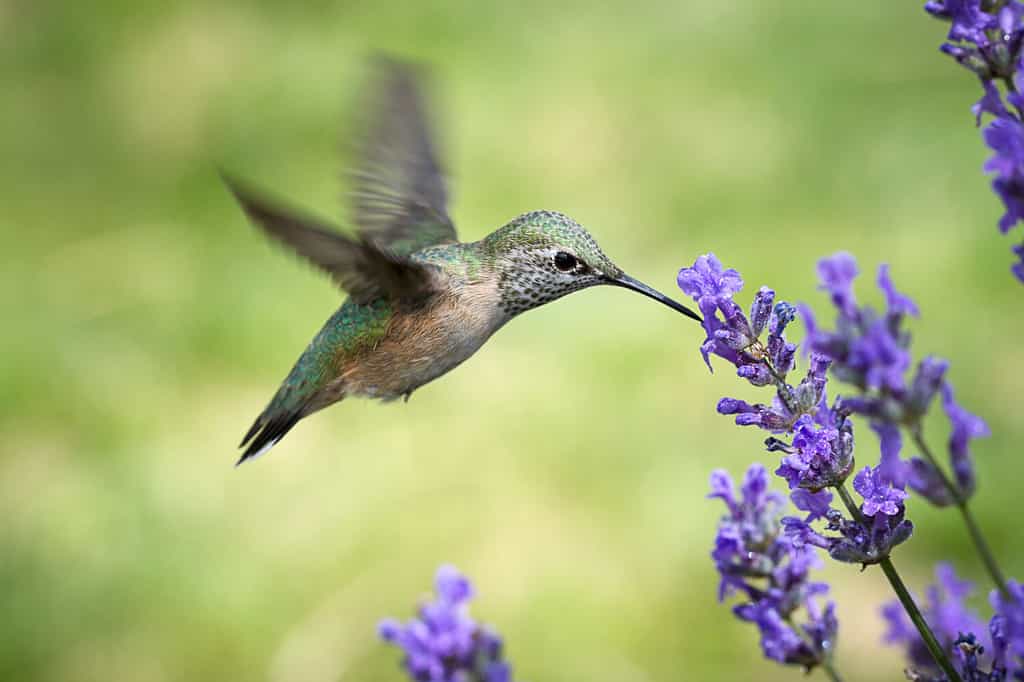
[605,273,703,323]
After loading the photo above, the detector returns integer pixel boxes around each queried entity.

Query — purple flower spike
[1013,242,1024,282]
[804,257,919,402]
[709,465,838,673]
[925,0,1024,283]
[379,566,520,682]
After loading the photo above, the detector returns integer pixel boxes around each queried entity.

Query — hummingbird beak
[606,273,703,323]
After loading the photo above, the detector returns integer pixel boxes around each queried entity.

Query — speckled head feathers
[483,210,622,316]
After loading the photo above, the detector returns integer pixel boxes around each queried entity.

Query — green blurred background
[3,1,1022,680]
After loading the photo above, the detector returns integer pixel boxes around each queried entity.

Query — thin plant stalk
[834,483,962,682]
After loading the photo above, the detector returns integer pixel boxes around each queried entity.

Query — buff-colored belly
[340,285,503,400]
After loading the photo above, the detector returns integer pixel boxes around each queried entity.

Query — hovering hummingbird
[224,60,700,464]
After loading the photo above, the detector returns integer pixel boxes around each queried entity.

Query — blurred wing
[223,173,438,303]
[350,59,458,256]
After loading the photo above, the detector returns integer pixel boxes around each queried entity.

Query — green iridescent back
[270,299,392,415]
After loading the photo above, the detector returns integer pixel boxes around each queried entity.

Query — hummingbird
[224,60,701,464]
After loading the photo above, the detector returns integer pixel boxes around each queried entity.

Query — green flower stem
[834,483,962,682]
[908,425,1011,599]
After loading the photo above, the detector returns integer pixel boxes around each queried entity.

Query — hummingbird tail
[236,408,304,466]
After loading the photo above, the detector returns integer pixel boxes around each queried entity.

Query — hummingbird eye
[553,251,578,272]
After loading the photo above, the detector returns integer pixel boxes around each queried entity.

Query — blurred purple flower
[709,464,787,601]
[804,255,916,400]
[907,357,950,419]
[380,565,518,682]
[903,376,989,508]
[990,580,1024,678]
[882,563,1001,680]
[708,465,838,671]
[802,252,995,514]
[926,0,1024,282]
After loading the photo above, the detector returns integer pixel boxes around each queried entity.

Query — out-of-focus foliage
[1,2,1021,681]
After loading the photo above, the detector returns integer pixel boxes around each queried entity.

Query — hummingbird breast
[334,278,507,402]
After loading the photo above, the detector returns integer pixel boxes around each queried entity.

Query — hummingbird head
[486,210,701,322]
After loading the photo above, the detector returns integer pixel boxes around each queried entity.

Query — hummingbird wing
[223,174,440,304]
[349,59,458,256]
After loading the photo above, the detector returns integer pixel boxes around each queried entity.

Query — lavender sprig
[883,564,1024,681]
[802,252,1010,599]
[379,566,516,682]
[680,253,962,681]
[925,0,1024,283]
[709,464,842,678]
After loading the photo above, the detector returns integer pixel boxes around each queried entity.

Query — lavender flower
[680,253,916,568]
[379,565,516,682]
[881,563,1014,681]
[679,253,1024,681]
[803,252,991,508]
[709,464,838,670]
[679,254,832,438]
[925,0,1024,281]
[802,253,916,403]
[677,253,800,383]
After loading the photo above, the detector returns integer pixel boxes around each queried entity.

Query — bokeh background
[3,1,1022,680]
